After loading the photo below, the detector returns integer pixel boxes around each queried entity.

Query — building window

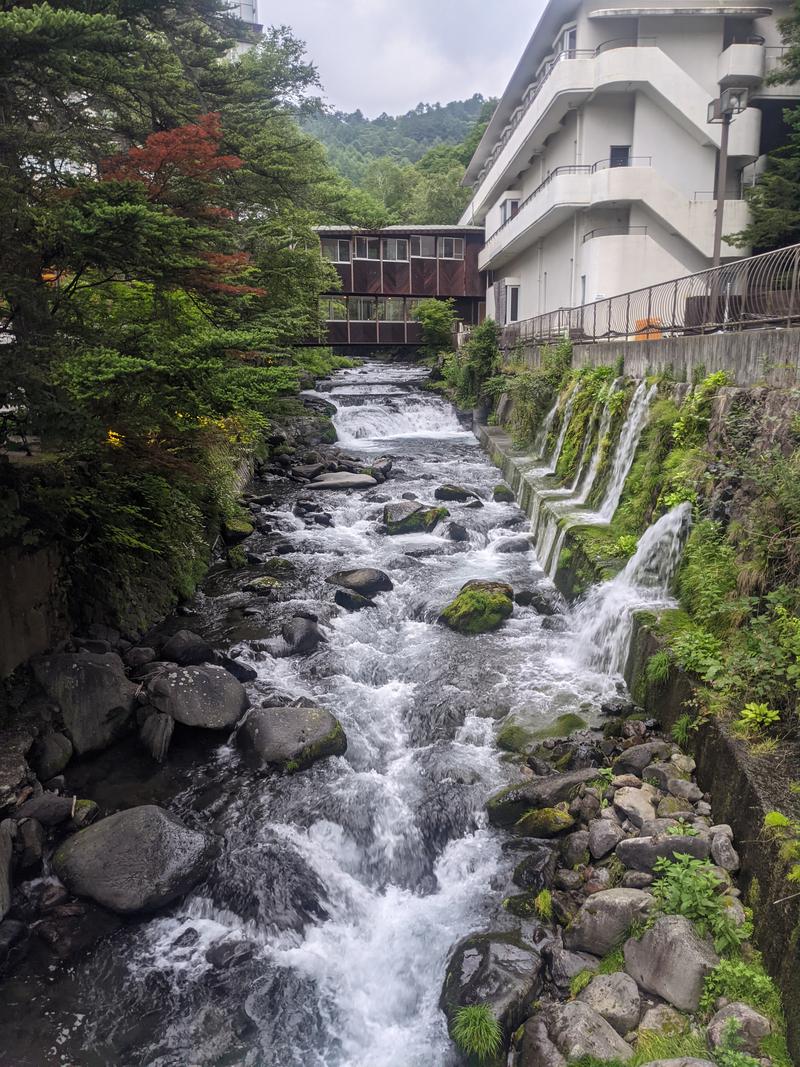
[320,296,347,321]
[381,237,409,261]
[500,199,520,225]
[609,145,631,168]
[354,236,380,260]
[406,297,421,320]
[563,26,577,55]
[438,236,464,260]
[410,234,437,258]
[350,297,376,321]
[320,238,351,263]
[378,297,405,321]
[506,285,520,324]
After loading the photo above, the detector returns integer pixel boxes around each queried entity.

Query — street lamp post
[707,87,749,268]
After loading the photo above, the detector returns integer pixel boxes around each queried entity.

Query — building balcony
[478,163,749,271]
[461,43,761,225]
[717,42,764,87]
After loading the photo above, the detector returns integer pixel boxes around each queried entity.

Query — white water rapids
[4,364,691,1067]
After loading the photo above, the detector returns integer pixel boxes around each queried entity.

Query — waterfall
[597,381,657,521]
[548,381,579,468]
[572,503,692,676]
[533,397,559,457]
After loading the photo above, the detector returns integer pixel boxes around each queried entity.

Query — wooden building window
[438,236,464,260]
[350,296,377,321]
[354,236,380,260]
[320,297,347,320]
[381,238,408,261]
[320,238,351,263]
[410,235,436,258]
[377,297,405,321]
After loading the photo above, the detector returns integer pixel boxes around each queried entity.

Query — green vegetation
[735,702,781,736]
[515,805,574,837]
[439,584,514,635]
[533,888,553,920]
[646,650,673,687]
[451,1004,503,1063]
[650,854,748,954]
[495,720,533,753]
[488,340,573,447]
[763,810,800,884]
[442,319,502,408]
[700,957,784,1019]
[0,4,355,633]
[413,298,458,357]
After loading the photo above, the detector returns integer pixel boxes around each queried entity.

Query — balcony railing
[581,225,648,243]
[484,157,653,251]
[501,243,800,347]
[475,37,660,184]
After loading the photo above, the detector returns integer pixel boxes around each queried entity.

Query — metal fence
[503,243,800,349]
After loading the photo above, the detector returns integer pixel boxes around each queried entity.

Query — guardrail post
[607,298,612,339]
[593,302,597,342]
[625,293,630,340]
[671,280,678,337]
[788,247,800,328]
[647,287,652,336]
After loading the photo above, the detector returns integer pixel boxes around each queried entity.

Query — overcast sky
[259,0,547,115]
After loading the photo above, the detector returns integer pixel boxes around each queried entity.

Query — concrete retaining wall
[0,546,68,679]
[508,326,800,386]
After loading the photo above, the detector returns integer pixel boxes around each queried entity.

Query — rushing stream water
[0,362,689,1067]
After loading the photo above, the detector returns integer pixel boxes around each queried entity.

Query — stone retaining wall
[0,546,68,680]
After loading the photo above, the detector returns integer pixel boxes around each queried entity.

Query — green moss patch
[531,712,588,739]
[515,804,574,837]
[439,582,514,634]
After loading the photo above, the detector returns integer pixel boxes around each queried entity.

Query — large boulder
[512,843,559,891]
[383,500,448,535]
[613,741,673,776]
[624,915,719,1011]
[540,1002,634,1062]
[487,768,598,829]
[159,629,214,666]
[707,1003,772,1054]
[311,472,377,490]
[613,785,658,828]
[325,568,393,597]
[577,972,641,1035]
[516,806,574,837]
[494,535,533,554]
[441,933,544,1037]
[439,579,514,635]
[517,1016,566,1067]
[282,615,326,655]
[238,706,346,772]
[434,483,478,502]
[53,805,217,914]
[588,819,625,860]
[565,888,654,956]
[334,589,375,612]
[32,652,137,755]
[148,665,249,729]
[30,732,73,781]
[616,833,710,872]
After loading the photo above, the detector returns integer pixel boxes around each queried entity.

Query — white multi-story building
[225,0,262,56]
[459,0,800,326]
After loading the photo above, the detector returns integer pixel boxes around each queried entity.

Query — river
[0,361,686,1067]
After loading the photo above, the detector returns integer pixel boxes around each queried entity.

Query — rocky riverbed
[0,362,789,1067]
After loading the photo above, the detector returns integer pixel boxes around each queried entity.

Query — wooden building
[316,225,485,347]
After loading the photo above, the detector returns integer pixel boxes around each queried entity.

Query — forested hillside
[304,95,495,225]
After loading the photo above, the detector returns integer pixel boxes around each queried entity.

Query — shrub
[651,853,748,954]
[451,1004,502,1062]
[763,810,800,884]
[735,702,781,735]
[412,298,457,355]
[699,958,783,1019]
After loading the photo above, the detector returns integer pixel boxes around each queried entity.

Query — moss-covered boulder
[243,576,281,595]
[515,805,574,837]
[531,713,588,739]
[496,718,534,753]
[237,706,347,773]
[434,483,477,502]
[439,579,514,635]
[383,500,449,535]
[221,516,255,545]
[492,483,515,503]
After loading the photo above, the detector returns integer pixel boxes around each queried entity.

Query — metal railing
[484,157,653,251]
[582,225,648,243]
[501,243,800,348]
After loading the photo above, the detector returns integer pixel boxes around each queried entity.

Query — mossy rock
[262,557,296,578]
[503,892,544,918]
[384,501,449,535]
[243,576,281,595]
[493,483,515,503]
[515,805,574,837]
[221,516,254,545]
[496,719,534,753]
[227,545,247,570]
[439,580,513,635]
[531,712,588,739]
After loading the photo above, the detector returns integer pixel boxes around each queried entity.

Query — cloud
[258,0,546,115]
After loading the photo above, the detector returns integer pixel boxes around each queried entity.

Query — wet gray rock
[0,918,28,975]
[17,817,45,870]
[434,484,476,502]
[666,778,703,803]
[613,785,658,828]
[140,711,174,763]
[217,653,258,684]
[620,871,654,890]
[540,1001,634,1062]
[446,521,469,542]
[638,1004,687,1034]
[613,741,673,776]
[707,1002,772,1054]
[311,472,377,490]
[292,462,326,480]
[564,888,654,956]
[13,792,73,827]
[124,646,157,669]
[325,568,393,597]
[159,629,214,666]
[282,615,326,655]
[148,665,249,729]
[53,805,217,914]
[31,732,73,781]
[487,769,598,829]
[577,972,641,1035]
[494,535,533,553]
[710,833,740,872]
[238,706,346,772]
[383,500,448,534]
[512,843,559,891]
[514,588,560,615]
[440,933,544,1036]
[31,652,137,755]
[588,819,625,859]
[561,830,590,868]
[0,822,12,920]
[334,589,375,612]
[492,484,515,503]
[624,915,719,1011]
[616,833,710,871]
